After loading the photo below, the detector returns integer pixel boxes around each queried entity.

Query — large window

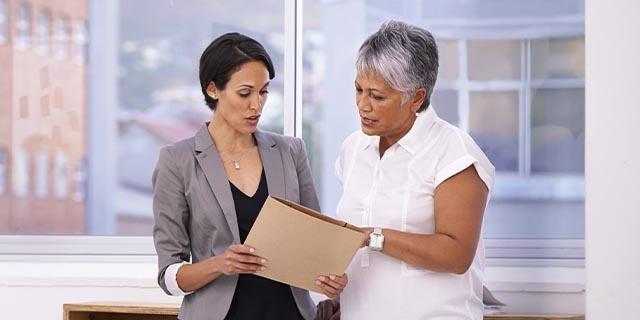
[1,0,585,265]
[0,0,284,236]
[301,0,585,264]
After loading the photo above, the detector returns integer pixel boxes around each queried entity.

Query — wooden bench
[63,302,585,320]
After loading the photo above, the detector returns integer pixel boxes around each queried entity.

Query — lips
[246,115,261,125]
[360,116,376,126]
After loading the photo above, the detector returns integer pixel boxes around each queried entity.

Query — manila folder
[244,196,366,293]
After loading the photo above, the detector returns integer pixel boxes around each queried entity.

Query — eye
[238,91,251,98]
[355,87,363,94]
[259,89,269,96]
[371,94,385,101]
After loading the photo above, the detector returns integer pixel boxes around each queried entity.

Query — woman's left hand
[316,273,348,298]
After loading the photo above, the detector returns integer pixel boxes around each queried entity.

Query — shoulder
[340,130,365,153]
[159,136,196,164]
[256,130,302,149]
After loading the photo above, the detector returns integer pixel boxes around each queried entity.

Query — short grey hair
[356,20,439,112]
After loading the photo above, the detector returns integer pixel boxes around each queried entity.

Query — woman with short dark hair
[152,32,346,320]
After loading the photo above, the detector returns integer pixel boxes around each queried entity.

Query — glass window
[73,21,88,64]
[302,0,585,245]
[469,91,520,172]
[532,38,585,79]
[16,3,31,49]
[437,40,459,81]
[13,149,29,197]
[35,151,49,198]
[431,90,459,126]
[0,0,7,44]
[1,0,285,236]
[54,151,68,199]
[0,149,7,195]
[36,9,51,55]
[468,40,521,81]
[55,17,69,58]
[531,88,585,174]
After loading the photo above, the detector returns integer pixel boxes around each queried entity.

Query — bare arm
[363,165,488,274]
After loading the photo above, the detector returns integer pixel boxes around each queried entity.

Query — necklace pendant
[233,161,240,170]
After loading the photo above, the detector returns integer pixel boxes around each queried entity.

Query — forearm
[176,256,223,292]
[381,229,476,274]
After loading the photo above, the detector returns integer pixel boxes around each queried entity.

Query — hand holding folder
[244,196,366,293]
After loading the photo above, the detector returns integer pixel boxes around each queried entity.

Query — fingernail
[249,248,255,253]
[329,275,336,280]
[261,259,266,263]
[260,266,266,271]
[319,276,326,281]
[315,280,322,286]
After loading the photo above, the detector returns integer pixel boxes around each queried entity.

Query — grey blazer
[152,124,319,320]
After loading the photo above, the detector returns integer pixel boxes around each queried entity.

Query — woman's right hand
[215,244,268,275]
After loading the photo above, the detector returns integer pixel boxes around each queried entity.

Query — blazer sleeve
[292,137,321,212]
[152,146,191,296]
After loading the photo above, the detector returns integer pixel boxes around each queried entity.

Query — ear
[206,82,218,100]
[409,88,427,113]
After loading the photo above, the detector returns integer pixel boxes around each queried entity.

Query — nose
[356,95,372,113]
[250,93,265,111]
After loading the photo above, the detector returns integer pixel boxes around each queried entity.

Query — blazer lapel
[194,124,240,243]
[254,129,286,199]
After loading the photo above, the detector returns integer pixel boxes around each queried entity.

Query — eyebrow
[238,81,270,89]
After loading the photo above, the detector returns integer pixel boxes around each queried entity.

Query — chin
[360,126,378,136]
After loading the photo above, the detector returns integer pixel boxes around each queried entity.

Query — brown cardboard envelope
[244,196,366,293]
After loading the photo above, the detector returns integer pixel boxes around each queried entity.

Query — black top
[224,170,303,320]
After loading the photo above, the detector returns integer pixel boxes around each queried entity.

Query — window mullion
[283,0,303,137]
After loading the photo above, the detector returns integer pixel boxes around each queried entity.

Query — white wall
[0,260,584,319]
[585,0,640,319]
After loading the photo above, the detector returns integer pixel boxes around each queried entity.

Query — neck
[208,113,255,152]
[379,113,417,156]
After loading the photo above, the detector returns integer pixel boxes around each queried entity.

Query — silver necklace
[225,146,254,170]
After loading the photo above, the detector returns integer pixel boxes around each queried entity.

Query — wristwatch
[368,227,385,251]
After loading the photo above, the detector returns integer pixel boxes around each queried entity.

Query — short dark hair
[199,32,275,110]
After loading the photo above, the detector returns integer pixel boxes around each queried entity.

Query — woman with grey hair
[319,20,495,319]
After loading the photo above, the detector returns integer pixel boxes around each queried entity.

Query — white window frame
[0,0,584,269]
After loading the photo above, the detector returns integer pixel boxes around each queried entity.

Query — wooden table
[63,302,179,320]
[63,302,584,320]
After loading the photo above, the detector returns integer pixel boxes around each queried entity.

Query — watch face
[370,233,383,250]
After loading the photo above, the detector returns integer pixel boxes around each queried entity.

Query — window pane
[468,40,521,81]
[114,0,284,235]
[55,17,69,58]
[0,149,6,195]
[531,88,585,174]
[0,0,7,43]
[437,40,458,81]
[36,9,51,55]
[35,151,49,198]
[469,91,519,172]
[16,4,31,49]
[532,38,585,79]
[431,90,458,126]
